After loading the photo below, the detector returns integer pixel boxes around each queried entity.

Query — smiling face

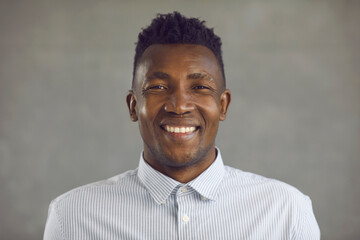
[127,44,231,180]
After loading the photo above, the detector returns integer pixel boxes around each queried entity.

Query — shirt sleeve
[43,200,64,240]
[292,196,321,240]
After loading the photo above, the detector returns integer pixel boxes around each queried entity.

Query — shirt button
[201,196,206,201]
[181,186,187,193]
[182,214,190,223]
[161,200,166,205]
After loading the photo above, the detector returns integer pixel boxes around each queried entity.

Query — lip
[159,120,200,141]
[160,119,199,128]
[159,118,200,127]
[160,126,199,141]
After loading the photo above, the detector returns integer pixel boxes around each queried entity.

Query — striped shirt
[44,149,320,239]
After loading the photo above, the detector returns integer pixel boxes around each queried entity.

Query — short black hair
[132,11,225,89]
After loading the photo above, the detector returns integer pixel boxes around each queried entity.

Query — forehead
[134,44,223,87]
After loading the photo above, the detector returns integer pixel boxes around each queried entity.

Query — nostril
[163,98,195,115]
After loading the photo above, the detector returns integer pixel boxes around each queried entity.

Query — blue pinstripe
[44,148,320,239]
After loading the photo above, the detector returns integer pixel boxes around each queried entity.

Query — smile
[164,125,197,133]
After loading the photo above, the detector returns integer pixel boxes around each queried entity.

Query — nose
[164,88,195,115]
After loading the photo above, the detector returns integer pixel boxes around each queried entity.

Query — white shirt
[44,149,320,239]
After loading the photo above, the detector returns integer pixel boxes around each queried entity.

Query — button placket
[176,185,191,227]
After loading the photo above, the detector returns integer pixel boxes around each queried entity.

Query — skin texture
[127,44,231,183]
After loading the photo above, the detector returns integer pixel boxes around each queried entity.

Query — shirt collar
[137,147,225,204]
[187,148,225,201]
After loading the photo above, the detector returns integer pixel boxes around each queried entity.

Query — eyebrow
[187,72,214,81]
[147,72,170,80]
[146,71,214,82]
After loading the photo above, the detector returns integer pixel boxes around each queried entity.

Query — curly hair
[132,11,225,88]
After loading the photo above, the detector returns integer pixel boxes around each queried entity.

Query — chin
[160,151,194,165]
[161,146,212,168]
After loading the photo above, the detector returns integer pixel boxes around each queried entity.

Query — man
[44,12,320,239]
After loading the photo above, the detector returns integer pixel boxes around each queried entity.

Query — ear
[219,89,231,121]
[126,90,138,122]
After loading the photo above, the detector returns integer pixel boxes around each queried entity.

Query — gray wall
[0,0,359,239]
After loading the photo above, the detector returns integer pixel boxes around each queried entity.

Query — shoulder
[50,168,139,208]
[44,169,144,238]
[221,166,320,238]
[223,165,311,205]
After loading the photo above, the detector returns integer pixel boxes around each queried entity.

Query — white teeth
[164,126,196,133]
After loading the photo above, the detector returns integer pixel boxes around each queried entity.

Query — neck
[160,162,214,183]
[144,147,217,183]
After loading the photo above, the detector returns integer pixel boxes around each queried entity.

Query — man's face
[127,44,231,173]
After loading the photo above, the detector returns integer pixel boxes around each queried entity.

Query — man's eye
[194,85,210,90]
[149,85,166,90]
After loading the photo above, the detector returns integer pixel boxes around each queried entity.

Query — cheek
[138,97,154,117]
[196,97,222,131]
[137,98,163,127]
[197,96,221,117]
[136,100,152,132]
[138,105,148,119]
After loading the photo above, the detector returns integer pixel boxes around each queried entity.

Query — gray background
[0,0,359,239]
